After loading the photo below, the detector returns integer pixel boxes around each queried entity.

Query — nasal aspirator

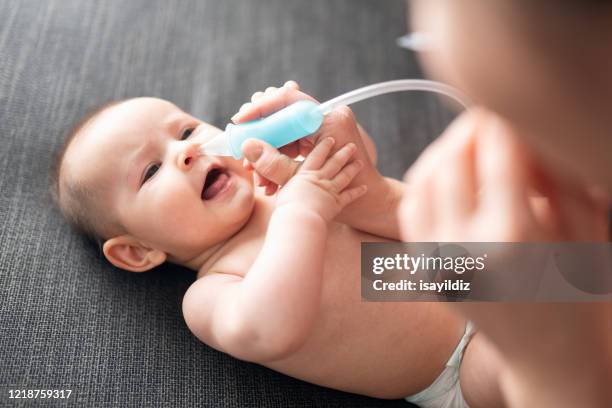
[198,79,469,159]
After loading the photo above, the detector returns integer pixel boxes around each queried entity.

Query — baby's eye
[142,163,161,184]
[181,127,195,140]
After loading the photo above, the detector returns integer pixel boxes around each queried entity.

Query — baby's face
[65,97,255,263]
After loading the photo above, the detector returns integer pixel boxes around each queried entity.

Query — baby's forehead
[95,97,186,130]
[64,98,187,181]
[80,97,190,147]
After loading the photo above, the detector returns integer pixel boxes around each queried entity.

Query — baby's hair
[51,99,131,247]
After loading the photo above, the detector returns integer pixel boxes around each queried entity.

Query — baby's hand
[276,137,367,223]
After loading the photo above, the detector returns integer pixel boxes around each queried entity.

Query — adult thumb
[241,139,300,186]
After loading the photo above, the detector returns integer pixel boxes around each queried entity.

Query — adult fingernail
[284,80,298,89]
[231,112,241,122]
[244,144,263,162]
[232,103,252,121]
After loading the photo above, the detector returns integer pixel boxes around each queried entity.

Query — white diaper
[405,321,476,408]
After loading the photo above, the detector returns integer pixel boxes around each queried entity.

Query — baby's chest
[212,223,367,279]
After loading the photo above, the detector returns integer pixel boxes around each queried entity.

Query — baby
[53,81,502,407]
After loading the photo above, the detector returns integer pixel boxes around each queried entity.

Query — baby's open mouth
[201,167,230,200]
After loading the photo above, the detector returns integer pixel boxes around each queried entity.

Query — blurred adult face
[410,0,612,191]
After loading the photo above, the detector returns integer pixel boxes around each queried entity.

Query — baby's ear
[102,235,166,272]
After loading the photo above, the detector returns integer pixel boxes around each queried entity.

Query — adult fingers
[251,92,264,102]
[400,110,481,239]
[475,114,534,238]
[241,139,301,186]
[264,183,279,196]
[429,111,479,224]
[283,80,300,90]
[398,178,435,242]
[264,86,278,95]
[279,142,302,159]
[232,84,318,124]
[404,109,477,186]
[313,106,363,150]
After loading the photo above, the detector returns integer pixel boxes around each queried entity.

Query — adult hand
[235,81,377,195]
[399,108,609,244]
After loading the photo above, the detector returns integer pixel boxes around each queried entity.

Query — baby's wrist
[274,202,329,227]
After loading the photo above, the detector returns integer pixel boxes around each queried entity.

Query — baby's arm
[183,140,365,363]
[182,206,327,362]
[235,82,403,239]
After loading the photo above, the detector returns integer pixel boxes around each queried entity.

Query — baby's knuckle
[337,169,351,182]
[348,188,360,200]
[333,176,347,190]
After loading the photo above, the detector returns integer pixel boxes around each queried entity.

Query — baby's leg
[459,332,506,408]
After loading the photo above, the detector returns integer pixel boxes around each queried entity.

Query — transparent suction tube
[199,79,470,159]
[318,79,470,114]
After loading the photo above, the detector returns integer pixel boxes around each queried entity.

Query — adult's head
[410,0,612,192]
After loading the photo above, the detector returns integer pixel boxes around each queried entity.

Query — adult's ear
[102,235,166,272]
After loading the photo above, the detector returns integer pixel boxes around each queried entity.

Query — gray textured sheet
[0,0,454,406]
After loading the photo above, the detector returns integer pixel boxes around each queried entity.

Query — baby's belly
[266,225,465,399]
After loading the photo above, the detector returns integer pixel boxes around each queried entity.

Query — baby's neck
[183,193,274,274]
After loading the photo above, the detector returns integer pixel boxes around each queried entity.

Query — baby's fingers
[337,185,368,208]
[331,159,363,193]
[319,142,357,178]
[301,137,335,171]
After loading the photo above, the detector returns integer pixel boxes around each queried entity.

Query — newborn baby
[53,82,501,407]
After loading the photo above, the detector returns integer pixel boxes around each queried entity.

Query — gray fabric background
[0,0,455,406]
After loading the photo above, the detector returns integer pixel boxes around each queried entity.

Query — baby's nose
[177,143,200,171]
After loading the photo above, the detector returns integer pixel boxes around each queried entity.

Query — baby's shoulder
[197,231,265,279]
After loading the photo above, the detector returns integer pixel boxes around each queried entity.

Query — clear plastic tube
[317,79,470,114]
[199,79,470,158]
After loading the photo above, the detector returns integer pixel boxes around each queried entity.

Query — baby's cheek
[136,180,197,227]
